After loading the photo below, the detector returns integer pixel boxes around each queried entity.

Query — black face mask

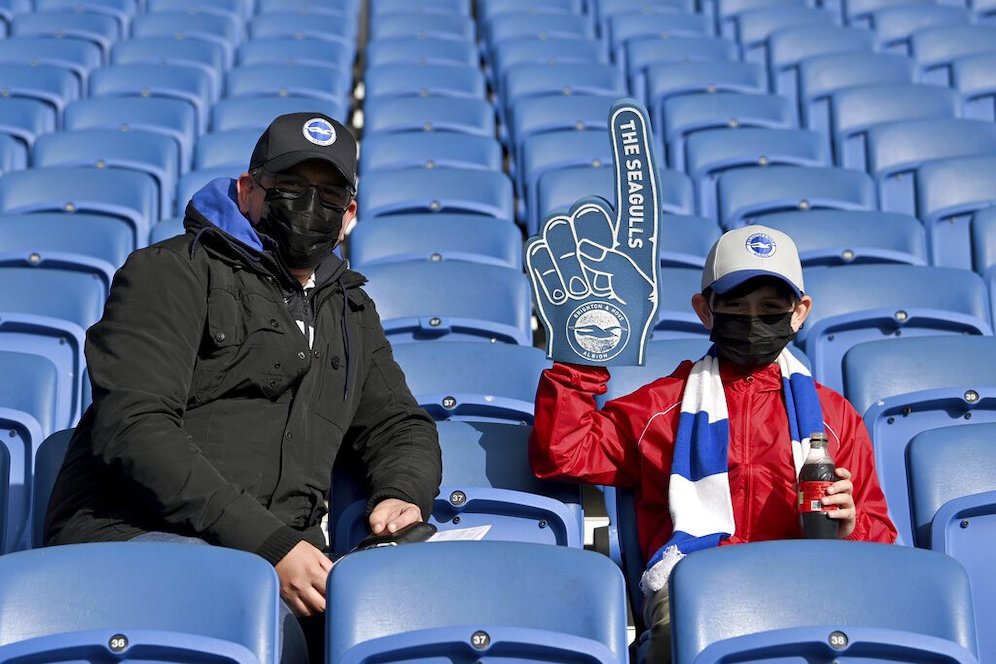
[710,311,796,368]
[256,187,344,270]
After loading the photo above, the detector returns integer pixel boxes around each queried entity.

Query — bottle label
[797,481,838,513]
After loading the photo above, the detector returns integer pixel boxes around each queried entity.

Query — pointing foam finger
[609,100,659,257]
[526,238,568,306]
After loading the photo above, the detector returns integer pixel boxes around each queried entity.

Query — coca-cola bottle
[798,432,838,539]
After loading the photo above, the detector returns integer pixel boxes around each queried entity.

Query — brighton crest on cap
[701,224,805,297]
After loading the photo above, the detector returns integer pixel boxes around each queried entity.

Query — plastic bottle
[798,432,838,539]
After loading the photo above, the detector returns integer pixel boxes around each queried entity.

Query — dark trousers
[642,586,672,663]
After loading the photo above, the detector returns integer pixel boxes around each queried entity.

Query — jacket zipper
[742,379,754,537]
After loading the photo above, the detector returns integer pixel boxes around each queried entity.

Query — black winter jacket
[45,179,441,565]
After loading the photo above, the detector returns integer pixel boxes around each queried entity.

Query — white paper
[426,524,492,542]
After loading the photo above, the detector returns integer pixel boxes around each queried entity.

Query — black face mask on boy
[256,185,346,270]
[710,310,796,368]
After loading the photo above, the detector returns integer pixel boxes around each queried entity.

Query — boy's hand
[822,467,856,539]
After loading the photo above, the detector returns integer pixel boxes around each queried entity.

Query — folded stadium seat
[715,0,803,39]
[0,134,25,176]
[192,129,257,171]
[362,96,495,137]
[908,424,996,664]
[871,5,972,56]
[210,97,348,134]
[63,97,197,175]
[767,25,876,114]
[0,166,158,251]
[0,352,57,552]
[736,5,836,67]
[485,13,593,64]
[866,118,996,217]
[0,99,55,153]
[11,11,119,63]
[32,129,179,219]
[717,165,876,229]
[130,12,242,69]
[519,128,614,232]
[609,12,710,73]
[347,214,522,270]
[34,0,136,35]
[952,52,996,122]
[670,540,980,663]
[27,426,67,547]
[257,0,359,17]
[0,37,102,90]
[370,12,475,42]
[646,61,767,155]
[797,51,915,146]
[760,209,927,266]
[843,336,996,545]
[359,262,532,345]
[225,64,350,110]
[148,216,185,244]
[481,2,589,59]
[506,94,614,167]
[971,208,996,312]
[911,25,996,86]
[110,38,226,104]
[625,35,739,109]
[663,92,795,173]
[358,169,514,221]
[327,542,628,663]
[370,0,469,15]
[359,133,502,178]
[175,169,240,216]
[237,38,354,76]
[248,13,355,48]
[364,64,486,101]
[330,421,582,553]
[0,542,284,662]
[916,155,996,270]
[146,0,248,20]
[686,127,829,219]
[841,0,933,27]
[479,0,582,23]
[366,36,478,68]
[491,38,605,101]
[796,264,990,392]
[829,84,961,170]
[654,266,711,338]
[0,212,133,277]
[596,0,699,41]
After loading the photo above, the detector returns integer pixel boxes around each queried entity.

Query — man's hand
[275,540,333,617]
[369,498,422,535]
[822,467,857,539]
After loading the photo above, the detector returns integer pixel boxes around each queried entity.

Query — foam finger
[609,100,659,259]
[526,239,568,305]
[545,217,589,298]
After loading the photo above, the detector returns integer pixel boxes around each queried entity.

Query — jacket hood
[186,177,265,254]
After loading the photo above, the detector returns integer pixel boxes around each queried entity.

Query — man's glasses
[256,173,354,211]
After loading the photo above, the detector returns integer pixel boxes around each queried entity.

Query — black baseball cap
[249,112,357,190]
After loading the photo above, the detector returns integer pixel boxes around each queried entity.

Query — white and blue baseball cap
[701,224,805,297]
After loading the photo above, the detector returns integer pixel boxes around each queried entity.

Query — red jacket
[530,360,897,561]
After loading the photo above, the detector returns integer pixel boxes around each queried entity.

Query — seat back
[193,129,257,171]
[953,52,996,121]
[367,37,478,68]
[768,25,876,107]
[362,96,495,137]
[358,169,514,221]
[89,63,215,134]
[130,12,240,68]
[30,428,72,549]
[365,64,486,101]
[0,440,7,553]
[0,63,79,118]
[911,24,996,85]
[210,96,348,133]
[873,5,971,55]
[225,64,350,105]
[359,133,502,176]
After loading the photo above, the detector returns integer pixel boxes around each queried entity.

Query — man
[529,225,896,661]
[45,113,442,659]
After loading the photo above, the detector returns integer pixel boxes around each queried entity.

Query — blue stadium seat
[916,154,996,270]
[872,5,971,55]
[34,0,135,35]
[843,336,996,545]
[479,0,582,23]
[0,212,133,276]
[358,169,514,221]
[797,52,915,140]
[596,0,697,39]
[0,542,284,663]
[365,63,486,101]
[737,6,836,67]
[362,96,495,137]
[370,12,475,42]
[391,341,549,425]
[29,428,71,550]
[768,25,876,111]
[64,97,197,174]
[348,214,522,270]
[953,53,996,122]
[258,0,356,16]
[760,209,927,266]
[192,129,255,171]
[146,0,247,20]
[536,165,695,233]
[830,84,960,170]
[359,133,502,177]
[371,0,468,15]
[971,0,996,22]
[0,37,101,90]
[0,99,56,152]
[89,64,216,136]
[841,0,931,26]
[0,64,79,126]
[715,0,803,39]
[655,215,723,269]
[0,166,158,251]
[225,64,350,109]
[0,134,26,176]
[797,264,991,392]
[655,266,708,338]
[330,421,583,553]
[0,0,28,26]
[670,540,979,664]
[149,216,185,244]
[912,25,996,85]
[210,97,347,134]
[248,13,354,46]
[130,12,241,69]
[610,12,710,72]
[506,94,614,165]
[866,119,996,217]
[33,129,179,219]
[491,39,605,98]
[685,127,829,220]
[110,38,225,102]
[486,13,593,59]
[327,541,628,664]
[0,352,57,552]
[971,208,996,314]
[664,93,794,173]
[366,37,478,68]
[176,170,240,215]
[717,165,876,229]
[11,11,118,62]
[501,63,624,127]
[360,262,532,346]
[626,35,739,106]
[239,37,352,73]
[647,61,766,138]
[908,424,996,664]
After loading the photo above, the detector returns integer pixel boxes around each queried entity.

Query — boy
[530,224,896,660]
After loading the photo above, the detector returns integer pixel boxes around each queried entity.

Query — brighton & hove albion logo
[303,118,336,146]
[567,301,631,362]
[745,232,777,258]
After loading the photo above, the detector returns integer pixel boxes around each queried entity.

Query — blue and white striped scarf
[639,346,824,598]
